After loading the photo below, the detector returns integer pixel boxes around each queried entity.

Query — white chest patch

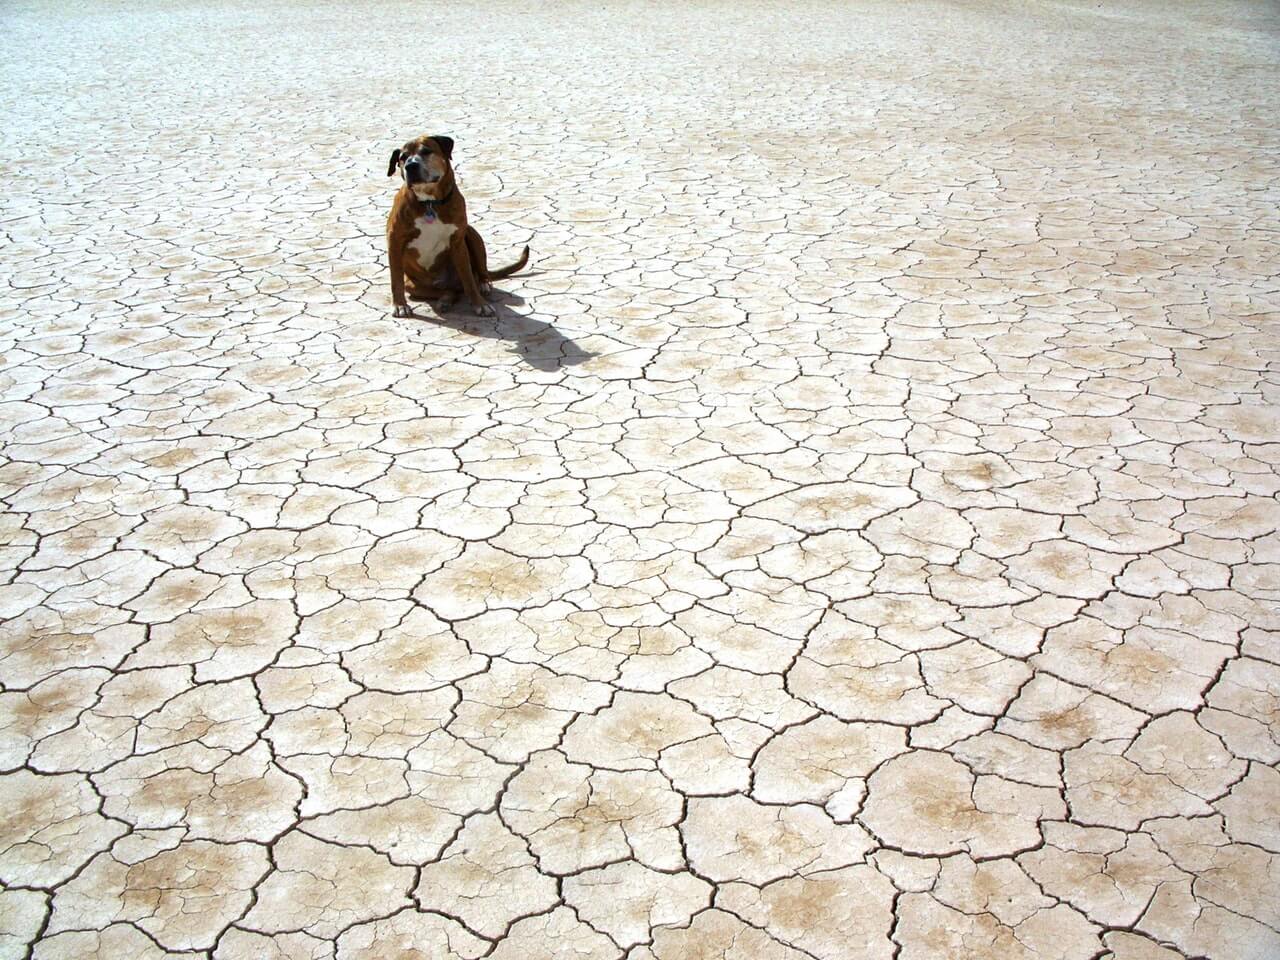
[408,216,457,268]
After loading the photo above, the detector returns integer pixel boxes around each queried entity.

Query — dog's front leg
[448,236,495,317]
[388,237,412,318]
[465,227,494,299]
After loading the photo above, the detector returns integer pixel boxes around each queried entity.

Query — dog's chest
[407,216,456,267]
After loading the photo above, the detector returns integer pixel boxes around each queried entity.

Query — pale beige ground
[2,1,1280,958]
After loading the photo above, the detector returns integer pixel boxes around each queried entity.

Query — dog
[385,134,529,319]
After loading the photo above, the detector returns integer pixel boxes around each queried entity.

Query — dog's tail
[485,246,530,281]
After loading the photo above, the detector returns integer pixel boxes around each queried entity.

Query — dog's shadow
[411,289,595,373]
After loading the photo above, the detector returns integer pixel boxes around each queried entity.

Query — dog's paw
[474,303,496,317]
[393,304,413,318]
[481,282,495,299]
[438,295,456,313]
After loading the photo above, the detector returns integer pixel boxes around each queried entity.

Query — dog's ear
[431,135,454,160]
[386,148,401,177]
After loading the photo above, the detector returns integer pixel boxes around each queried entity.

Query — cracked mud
[2,1,1279,958]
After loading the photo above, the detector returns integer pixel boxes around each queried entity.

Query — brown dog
[385,134,529,318]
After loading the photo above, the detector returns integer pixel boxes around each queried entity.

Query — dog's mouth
[403,163,442,187]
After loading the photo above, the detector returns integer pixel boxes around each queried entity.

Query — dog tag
[424,209,437,223]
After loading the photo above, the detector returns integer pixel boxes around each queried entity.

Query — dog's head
[386,135,454,201]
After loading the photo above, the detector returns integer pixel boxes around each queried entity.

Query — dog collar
[416,185,453,222]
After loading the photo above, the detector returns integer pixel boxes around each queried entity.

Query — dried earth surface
[2,1,1279,958]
